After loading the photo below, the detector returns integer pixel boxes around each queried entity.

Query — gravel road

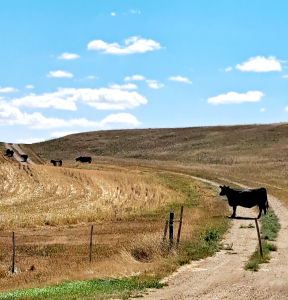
[4,143,35,165]
[138,176,288,300]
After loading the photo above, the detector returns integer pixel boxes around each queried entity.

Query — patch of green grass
[0,276,165,300]
[178,221,229,264]
[157,173,200,208]
[261,210,281,241]
[245,209,280,272]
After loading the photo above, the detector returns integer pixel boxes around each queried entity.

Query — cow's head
[219,185,230,196]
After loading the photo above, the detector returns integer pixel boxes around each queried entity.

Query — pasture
[0,161,228,293]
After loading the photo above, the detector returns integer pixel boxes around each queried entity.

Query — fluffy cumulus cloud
[86,76,96,79]
[100,113,141,126]
[47,71,73,78]
[0,103,141,129]
[124,75,145,81]
[25,85,34,89]
[146,80,164,89]
[109,83,137,90]
[51,131,79,138]
[17,137,45,144]
[111,12,116,16]
[236,56,282,72]
[283,75,288,78]
[225,67,232,72]
[207,91,264,105]
[58,53,80,60]
[11,88,147,110]
[260,108,265,112]
[87,36,161,55]
[168,76,192,84]
[130,10,141,14]
[0,87,17,93]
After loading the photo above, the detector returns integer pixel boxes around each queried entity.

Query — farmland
[1,122,288,297]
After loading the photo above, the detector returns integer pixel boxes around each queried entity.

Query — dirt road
[4,143,35,165]
[138,176,288,300]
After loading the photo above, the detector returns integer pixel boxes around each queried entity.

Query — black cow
[4,149,14,157]
[219,185,269,219]
[21,154,28,162]
[75,156,92,163]
[50,160,62,166]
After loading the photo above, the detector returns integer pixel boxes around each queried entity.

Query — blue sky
[1,0,288,143]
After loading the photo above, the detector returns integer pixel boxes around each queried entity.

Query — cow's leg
[257,205,262,219]
[231,206,236,218]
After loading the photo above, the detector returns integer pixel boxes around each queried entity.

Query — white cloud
[260,108,265,112]
[207,91,264,105]
[109,83,137,90]
[111,12,116,16]
[124,75,145,81]
[146,80,164,89]
[130,10,140,14]
[58,52,80,60]
[51,131,78,138]
[0,104,142,130]
[87,36,161,55]
[86,76,97,79]
[0,87,17,93]
[11,87,147,111]
[168,76,192,84]
[282,75,288,78]
[100,113,141,126]
[17,137,45,144]
[47,70,73,78]
[225,67,232,72]
[236,56,282,72]
[25,85,34,89]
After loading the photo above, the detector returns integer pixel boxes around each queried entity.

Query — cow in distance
[75,156,92,163]
[50,160,62,166]
[4,149,14,157]
[219,185,269,219]
[21,154,28,162]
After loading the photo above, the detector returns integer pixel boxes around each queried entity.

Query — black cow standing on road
[21,154,28,162]
[4,149,14,157]
[75,156,92,163]
[219,185,269,219]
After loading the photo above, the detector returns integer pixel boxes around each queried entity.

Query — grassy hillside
[29,123,288,164]
[27,123,288,208]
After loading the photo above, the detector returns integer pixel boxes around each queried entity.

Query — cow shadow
[227,216,258,220]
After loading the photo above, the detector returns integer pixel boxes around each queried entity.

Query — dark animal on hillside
[219,185,269,219]
[4,149,14,157]
[50,160,62,166]
[21,154,28,162]
[75,156,92,163]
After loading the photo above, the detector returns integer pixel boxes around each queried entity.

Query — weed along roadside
[245,210,280,271]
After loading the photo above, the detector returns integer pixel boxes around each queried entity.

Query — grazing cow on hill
[4,149,14,157]
[219,185,269,219]
[50,160,62,166]
[21,154,28,162]
[75,156,92,163]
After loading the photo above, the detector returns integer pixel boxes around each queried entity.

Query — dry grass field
[3,122,288,295]
[0,159,228,292]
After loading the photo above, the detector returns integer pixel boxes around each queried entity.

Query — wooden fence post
[254,218,263,258]
[169,212,174,250]
[89,225,93,263]
[163,220,168,242]
[12,231,15,273]
[176,206,184,247]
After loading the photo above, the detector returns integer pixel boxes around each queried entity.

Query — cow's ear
[219,185,222,189]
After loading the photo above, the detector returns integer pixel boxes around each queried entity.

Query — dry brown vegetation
[0,159,227,292]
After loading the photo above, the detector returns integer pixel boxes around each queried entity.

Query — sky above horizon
[1,0,288,143]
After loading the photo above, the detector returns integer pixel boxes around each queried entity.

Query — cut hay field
[0,160,228,293]
[3,122,288,296]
